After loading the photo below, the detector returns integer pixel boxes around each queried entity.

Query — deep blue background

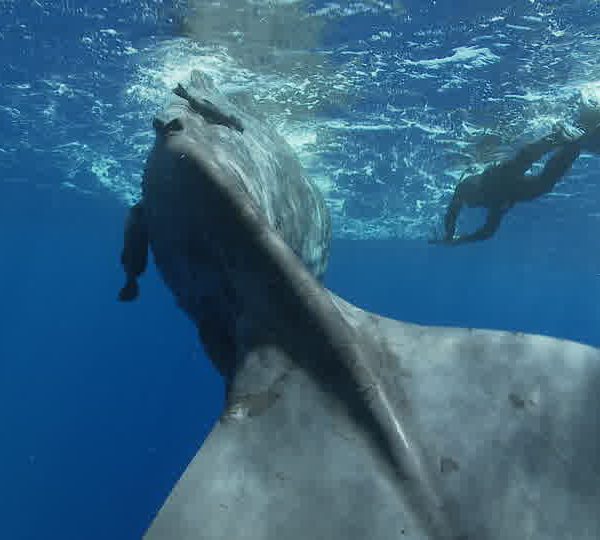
[2,1,600,539]
[0,184,221,539]
[2,177,599,539]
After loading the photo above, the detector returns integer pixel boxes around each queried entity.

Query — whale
[119,70,600,539]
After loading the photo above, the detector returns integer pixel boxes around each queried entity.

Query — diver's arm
[450,207,504,245]
[429,190,464,244]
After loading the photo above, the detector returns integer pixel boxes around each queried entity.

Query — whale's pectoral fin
[118,201,148,302]
[118,278,139,302]
[345,301,600,539]
[145,295,600,540]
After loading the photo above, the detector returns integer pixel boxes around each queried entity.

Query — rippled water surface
[3,0,600,240]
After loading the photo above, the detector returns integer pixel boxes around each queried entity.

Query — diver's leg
[119,202,149,302]
[514,142,581,202]
[443,190,463,241]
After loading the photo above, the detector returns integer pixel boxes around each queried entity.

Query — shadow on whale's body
[120,70,600,540]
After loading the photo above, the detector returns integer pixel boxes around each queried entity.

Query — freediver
[430,124,600,246]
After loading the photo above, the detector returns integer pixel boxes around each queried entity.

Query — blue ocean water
[1,1,600,539]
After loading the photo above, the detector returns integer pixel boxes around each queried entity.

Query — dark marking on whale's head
[173,82,244,133]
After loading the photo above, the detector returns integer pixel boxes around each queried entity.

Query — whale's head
[140,71,331,374]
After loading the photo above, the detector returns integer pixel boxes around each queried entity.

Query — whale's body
[124,71,600,540]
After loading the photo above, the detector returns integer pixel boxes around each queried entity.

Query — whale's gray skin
[146,316,600,540]
[121,71,600,540]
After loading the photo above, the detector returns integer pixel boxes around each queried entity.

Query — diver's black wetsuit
[433,135,584,245]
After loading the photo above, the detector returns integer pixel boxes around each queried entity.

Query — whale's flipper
[124,71,600,539]
[144,296,600,540]
[118,202,148,302]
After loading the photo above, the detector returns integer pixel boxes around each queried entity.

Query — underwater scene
[2,1,600,539]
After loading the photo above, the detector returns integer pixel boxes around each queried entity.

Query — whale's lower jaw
[141,151,241,377]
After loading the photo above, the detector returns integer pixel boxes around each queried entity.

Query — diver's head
[578,83,600,132]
